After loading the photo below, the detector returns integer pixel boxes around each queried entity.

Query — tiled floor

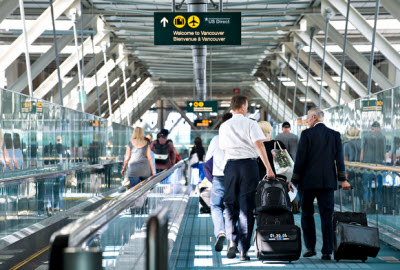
[170,196,400,269]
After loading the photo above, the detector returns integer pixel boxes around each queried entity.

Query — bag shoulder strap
[275,140,283,150]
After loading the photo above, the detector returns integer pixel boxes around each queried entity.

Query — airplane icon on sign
[188,16,200,28]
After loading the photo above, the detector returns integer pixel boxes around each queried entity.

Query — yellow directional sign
[173,15,186,28]
[362,100,383,111]
[195,119,213,127]
[187,100,218,113]
[188,15,200,28]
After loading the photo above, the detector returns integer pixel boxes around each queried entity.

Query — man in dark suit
[289,107,351,261]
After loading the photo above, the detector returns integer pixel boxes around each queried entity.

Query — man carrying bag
[289,107,351,261]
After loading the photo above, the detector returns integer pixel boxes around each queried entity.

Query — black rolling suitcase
[333,185,380,262]
[254,224,301,262]
[254,176,301,262]
[199,187,211,213]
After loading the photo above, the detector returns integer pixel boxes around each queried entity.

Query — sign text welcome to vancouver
[154,12,241,46]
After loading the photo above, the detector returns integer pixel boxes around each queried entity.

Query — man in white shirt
[205,112,232,252]
[219,95,275,261]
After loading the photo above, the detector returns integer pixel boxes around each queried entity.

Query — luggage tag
[288,184,297,202]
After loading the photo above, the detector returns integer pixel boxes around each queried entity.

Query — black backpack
[154,140,170,164]
[255,176,291,214]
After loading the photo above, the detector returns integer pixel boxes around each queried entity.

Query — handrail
[49,159,187,270]
[345,161,400,173]
[146,207,169,270]
[0,161,122,184]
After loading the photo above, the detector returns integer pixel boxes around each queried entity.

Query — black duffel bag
[333,185,380,262]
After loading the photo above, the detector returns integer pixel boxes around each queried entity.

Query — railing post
[146,208,169,270]
[63,248,102,270]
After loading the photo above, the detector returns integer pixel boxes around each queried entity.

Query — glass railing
[0,162,123,239]
[272,86,400,248]
[49,160,189,270]
[0,87,133,179]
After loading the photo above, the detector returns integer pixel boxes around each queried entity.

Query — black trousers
[300,189,334,255]
[223,159,259,252]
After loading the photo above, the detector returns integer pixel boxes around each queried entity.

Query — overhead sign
[361,100,383,111]
[195,119,213,127]
[187,101,218,113]
[154,12,241,45]
[21,101,42,114]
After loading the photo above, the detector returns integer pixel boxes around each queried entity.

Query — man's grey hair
[308,107,324,120]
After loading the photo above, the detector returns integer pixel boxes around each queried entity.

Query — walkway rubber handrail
[49,159,188,270]
[0,161,122,184]
[345,161,400,173]
[146,207,169,270]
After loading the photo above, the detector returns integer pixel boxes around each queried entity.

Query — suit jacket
[292,123,346,190]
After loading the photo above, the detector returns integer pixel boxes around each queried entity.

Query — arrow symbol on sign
[161,17,168,27]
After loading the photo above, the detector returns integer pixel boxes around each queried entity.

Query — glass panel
[272,86,400,245]
[0,87,133,178]
[0,86,132,239]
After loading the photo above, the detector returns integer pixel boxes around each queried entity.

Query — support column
[18,0,33,96]
[120,60,131,126]
[169,100,197,130]
[157,100,164,130]
[102,44,113,119]
[71,8,85,112]
[188,0,207,101]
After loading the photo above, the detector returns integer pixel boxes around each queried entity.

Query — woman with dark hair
[190,137,206,187]
[190,137,205,163]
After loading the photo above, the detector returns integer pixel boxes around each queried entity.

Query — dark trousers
[300,189,334,255]
[223,159,259,252]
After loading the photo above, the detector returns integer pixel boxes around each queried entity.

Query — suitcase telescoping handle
[338,185,355,212]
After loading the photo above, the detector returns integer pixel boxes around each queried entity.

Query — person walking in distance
[219,95,275,261]
[275,121,299,160]
[150,129,176,173]
[289,107,351,261]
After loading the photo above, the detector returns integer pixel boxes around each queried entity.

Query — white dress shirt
[205,135,226,177]
[219,114,266,160]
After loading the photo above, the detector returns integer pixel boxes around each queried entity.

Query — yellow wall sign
[173,15,186,28]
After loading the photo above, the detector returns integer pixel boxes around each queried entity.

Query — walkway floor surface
[169,196,400,269]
